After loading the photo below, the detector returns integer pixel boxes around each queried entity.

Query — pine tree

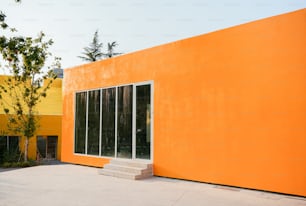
[78,30,103,62]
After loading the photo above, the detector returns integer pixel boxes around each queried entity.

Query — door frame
[37,135,58,160]
[73,81,154,161]
[132,81,154,161]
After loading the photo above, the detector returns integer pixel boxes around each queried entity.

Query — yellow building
[0,75,62,161]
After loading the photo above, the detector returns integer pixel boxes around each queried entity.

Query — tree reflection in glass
[87,90,100,155]
[117,85,133,158]
[136,85,151,159]
[101,88,116,156]
[75,92,87,154]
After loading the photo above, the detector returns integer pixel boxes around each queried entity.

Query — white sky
[1,0,305,70]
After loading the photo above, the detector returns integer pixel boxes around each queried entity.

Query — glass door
[47,136,58,159]
[37,136,47,159]
[37,136,58,160]
[135,84,152,160]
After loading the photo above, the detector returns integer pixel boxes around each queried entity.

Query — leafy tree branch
[0,4,61,161]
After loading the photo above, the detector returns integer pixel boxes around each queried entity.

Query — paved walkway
[0,164,305,206]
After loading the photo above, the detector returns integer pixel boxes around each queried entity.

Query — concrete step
[104,164,152,175]
[99,168,152,180]
[110,159,152,169]
[99,168,136,180]
[99,159,153,180]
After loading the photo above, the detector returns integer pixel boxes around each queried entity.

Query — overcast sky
[1,0,305,70]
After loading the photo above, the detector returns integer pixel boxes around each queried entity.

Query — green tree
[0,11,9,29]
[78,30,103,62]
[0,2,60,162]
[78,30,122,62]
[105,41,122,58]
[0,0,20,29]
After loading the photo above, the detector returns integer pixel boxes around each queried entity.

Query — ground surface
[0,164,305,206]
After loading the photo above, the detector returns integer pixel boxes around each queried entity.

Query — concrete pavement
[0,164,305,206]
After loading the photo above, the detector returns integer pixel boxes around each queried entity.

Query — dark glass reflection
[117,85,133,158]
[0,136,7,151]
[75,92,87,154]
[37,136,46,158]
[136,85,151,159]
[0,136,19,161]
[101,88,116,156]
[47,136,58,159]
[9,136,19,153]
[0,136,8,161]
[87,90,100,155]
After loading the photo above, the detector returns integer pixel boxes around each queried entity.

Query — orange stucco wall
[62,9,306,196]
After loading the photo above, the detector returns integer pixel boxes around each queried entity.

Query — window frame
[73,80,154,161]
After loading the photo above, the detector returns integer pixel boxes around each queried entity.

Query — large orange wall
[62,9,306,196]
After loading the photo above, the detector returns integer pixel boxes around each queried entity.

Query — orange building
[0,76,62,161]
[62,9,306,196]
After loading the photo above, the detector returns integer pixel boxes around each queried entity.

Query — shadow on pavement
[0,160,66,173]
[0,167,26,173]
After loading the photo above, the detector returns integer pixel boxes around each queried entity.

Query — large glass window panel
[101,88,116,156]
[0,136,19,162]
[136,85,151,159]
[0,136,8,161]
[75,92,87,154]
[0,136,7,151]
[87,90,100,155]
[47,136,58,159]
[37,136,46,158]
[9,136,19,153]
[117,85,133,158]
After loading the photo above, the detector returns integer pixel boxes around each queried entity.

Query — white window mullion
[132,85,136,159]
[99,89,102,156]
[85,91,89,154]
[114,87,118,158]
[150,82,154,161]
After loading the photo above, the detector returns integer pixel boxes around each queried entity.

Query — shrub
[1,160,38,168]
[2,162,12,168]
[1,149,20,164]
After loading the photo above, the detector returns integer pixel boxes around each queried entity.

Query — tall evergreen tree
[78,30,122,62]
[78,30,103,62]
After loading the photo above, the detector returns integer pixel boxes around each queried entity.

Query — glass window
[75,92,87,154]
[136,85,151,159]
[0,136,8,161]
[0,136,7,151]
[37,136,46,158]
[87,90,100,155]
[73,82,152,160]
[101,88,116,156]
[0,136,19,163]
[117,85,133,158]
[47,136,58,159]
[8,136,19,153]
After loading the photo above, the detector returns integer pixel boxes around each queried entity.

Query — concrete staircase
[98,159,153,180]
